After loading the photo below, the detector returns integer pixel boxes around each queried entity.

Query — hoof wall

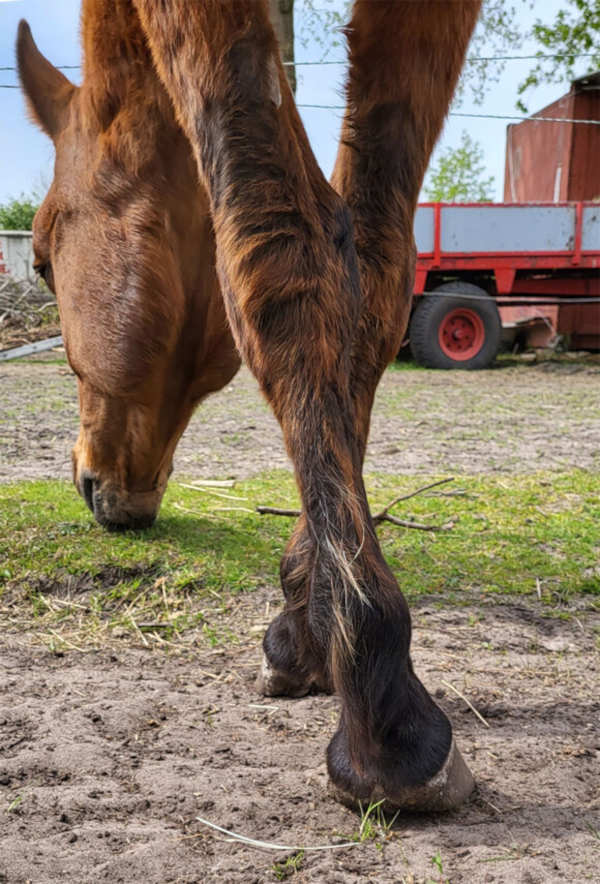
[330,740,475,814]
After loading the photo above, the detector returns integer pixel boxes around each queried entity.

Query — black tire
[409,282,501,370]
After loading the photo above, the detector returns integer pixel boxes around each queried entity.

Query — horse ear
[16,20,76,140]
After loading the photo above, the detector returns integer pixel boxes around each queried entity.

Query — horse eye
[34,262,54,291]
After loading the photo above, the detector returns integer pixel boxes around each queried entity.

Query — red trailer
[408,201,600,369]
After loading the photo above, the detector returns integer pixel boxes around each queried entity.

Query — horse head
[17,7,240,529]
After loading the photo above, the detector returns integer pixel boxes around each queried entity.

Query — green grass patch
[387,357,426,372]
[0,469,598,651]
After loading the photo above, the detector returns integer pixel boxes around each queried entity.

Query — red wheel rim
[438,308,485,361]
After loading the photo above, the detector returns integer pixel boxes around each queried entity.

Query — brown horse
[17,2,240,530]
[19,0,482,811]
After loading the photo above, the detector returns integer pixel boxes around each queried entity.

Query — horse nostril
[81,475,95,513]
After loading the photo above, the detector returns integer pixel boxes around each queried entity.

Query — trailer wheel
[409,282,501,369]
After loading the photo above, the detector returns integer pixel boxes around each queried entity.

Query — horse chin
[94,504,158,533]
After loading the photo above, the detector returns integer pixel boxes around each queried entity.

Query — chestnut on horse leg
[134,0,479,810]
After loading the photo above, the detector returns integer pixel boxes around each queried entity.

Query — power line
[0,64,80,71]
[297,104,600,125]
[284,52,600,66]
[464,53,599,63]
[454,111,600,125]
[2,82,599,124]
[0,51,598,73]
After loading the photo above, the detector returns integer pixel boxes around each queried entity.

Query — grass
[272,851,305,880]
[6,795,23,814]
[0,469,598,651]
[332,798,399,854]
[356,799,399,847]
[428,850,449,884]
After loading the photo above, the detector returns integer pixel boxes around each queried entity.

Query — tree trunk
[268,0,296,94]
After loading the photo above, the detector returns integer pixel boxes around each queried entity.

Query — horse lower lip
[103,513,156,532]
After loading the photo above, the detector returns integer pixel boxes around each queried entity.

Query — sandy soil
[1,589,599,883]
[1,358,599,882]
[1,358,600,483]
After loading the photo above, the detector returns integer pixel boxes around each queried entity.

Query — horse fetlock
[255,652,313,699]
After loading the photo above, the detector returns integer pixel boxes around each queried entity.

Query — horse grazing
[19,0,483,811]
[17,2,240,530]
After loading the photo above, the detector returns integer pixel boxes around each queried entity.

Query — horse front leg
[261,0,483,700]
[134,0,474,811]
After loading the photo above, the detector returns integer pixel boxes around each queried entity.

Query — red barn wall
[504,75,600,203]
[569,88,600,200]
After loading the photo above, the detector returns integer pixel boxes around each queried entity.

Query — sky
[0,0,591,204]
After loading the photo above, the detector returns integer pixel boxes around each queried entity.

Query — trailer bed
[414,202,599,294]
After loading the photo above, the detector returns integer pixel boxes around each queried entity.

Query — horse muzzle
[76,468,159,531]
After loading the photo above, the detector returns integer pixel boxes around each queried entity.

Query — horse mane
[79,0,178,175]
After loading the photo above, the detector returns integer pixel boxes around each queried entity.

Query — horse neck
[80,0,212,300]
[80,0,171,133]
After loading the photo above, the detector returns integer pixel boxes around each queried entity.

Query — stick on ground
[441,679,490,728]
[257,478,456,531]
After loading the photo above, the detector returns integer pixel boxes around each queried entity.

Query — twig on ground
[212,505,255,513]
[371,477,455,523]
[257,505,452,531]
[194,815,361,852]
[173,502,201,517]
[180,483,248,502]
[480,796,503,815]
[174,501,255,517]
[137,622,171,630]
[381,514,453,531]
[41,629,85,652]
[256,505,302,518]
[425,489,470,498]
[441,679,490,728]
[257,477,455,530]
[128,615,149,647]
[47,596,88,611]
[0,276,58,351]
[187,479,236,488]
[195,668,224,681]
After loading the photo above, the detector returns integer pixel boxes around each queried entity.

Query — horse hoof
[257,612,332,698]
[328,739,475,814]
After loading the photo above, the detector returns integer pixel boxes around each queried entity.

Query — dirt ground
[1,590,599,883]
[1,357,600,482]
[1,357,600,882]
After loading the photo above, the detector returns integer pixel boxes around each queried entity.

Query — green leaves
[0,194,39,231]
[424,131,495,203]
[517,0,600,112]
